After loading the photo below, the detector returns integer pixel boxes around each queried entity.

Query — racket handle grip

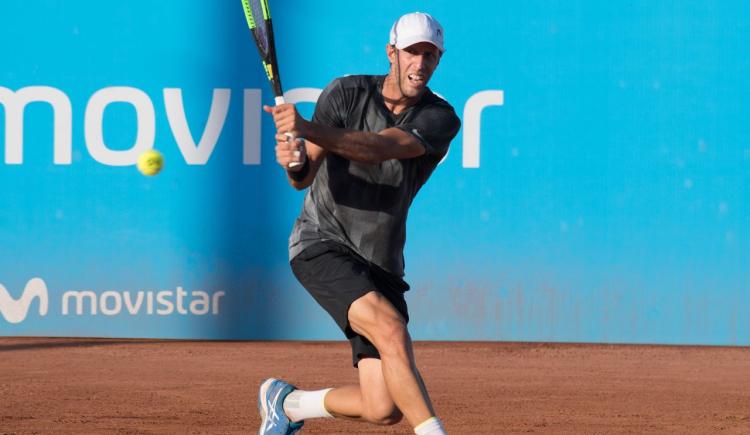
[287,132,302,168]
[273,95,302,168]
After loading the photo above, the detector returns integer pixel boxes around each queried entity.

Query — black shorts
[290,240,410,367]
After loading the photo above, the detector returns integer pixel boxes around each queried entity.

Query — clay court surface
[1,338,749,434]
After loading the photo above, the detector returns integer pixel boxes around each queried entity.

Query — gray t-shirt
[289,75,461,277]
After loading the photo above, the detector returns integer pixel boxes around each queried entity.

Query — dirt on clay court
[0,338,749,434]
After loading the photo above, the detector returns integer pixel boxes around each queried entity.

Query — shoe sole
[258,378,276,435]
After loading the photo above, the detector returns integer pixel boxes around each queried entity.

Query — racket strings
[248,0,270,55]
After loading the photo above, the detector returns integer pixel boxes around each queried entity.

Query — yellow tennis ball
[137,149,164,176]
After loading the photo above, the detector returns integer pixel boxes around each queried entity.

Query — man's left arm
[305,123,424,164]
[269,103,460,164]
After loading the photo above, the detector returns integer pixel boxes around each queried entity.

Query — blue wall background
[1,1,748,344]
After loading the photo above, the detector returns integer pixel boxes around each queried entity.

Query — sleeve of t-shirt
[311,78,348,128]
[396,104,461,157]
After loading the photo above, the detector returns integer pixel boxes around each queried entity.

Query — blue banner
[1,1,748,344]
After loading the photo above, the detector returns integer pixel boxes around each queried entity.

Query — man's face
[389,42,441,98]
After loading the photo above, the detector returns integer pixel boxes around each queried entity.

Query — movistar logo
[0,277,225,325]
[0,277,49,324]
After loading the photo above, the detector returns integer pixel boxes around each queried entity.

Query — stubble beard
[395,55,421,99]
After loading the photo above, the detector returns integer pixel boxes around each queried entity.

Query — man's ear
[386,43,397,64]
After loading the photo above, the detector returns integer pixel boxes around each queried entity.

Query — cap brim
[394,35,445,53]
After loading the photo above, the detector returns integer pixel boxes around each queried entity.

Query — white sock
[282,388,334,422]
[414,416,447,435]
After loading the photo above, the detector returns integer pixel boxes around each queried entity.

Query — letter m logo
[0,278,49,324]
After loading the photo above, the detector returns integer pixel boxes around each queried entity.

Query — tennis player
[259,12,460,435]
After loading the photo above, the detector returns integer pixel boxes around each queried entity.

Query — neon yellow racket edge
[241,0,301,166]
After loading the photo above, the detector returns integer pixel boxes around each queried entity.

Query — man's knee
[375,318,410,357]
[348,292,409,353]
[362,403,403,426]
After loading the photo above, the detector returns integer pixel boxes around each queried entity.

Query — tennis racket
[240,0,301,167]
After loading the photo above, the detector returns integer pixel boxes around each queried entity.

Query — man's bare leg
[281,292,442,432]
[346,291,437,428]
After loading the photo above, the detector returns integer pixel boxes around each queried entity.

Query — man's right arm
[267,77,346,189]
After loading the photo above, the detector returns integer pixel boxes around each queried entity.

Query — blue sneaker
[258,378,304,435]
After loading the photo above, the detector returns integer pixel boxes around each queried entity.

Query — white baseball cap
[389,12,445,54]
